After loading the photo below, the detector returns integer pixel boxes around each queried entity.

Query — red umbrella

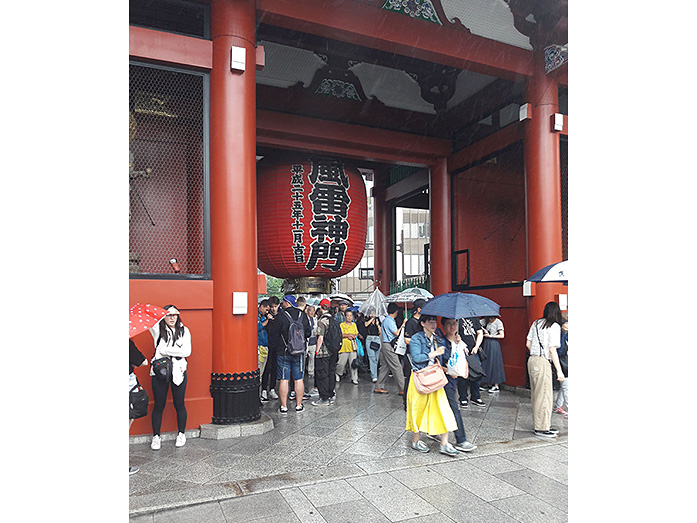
[129,303,168,338]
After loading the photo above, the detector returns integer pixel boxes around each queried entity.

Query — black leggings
[151,373,187,435]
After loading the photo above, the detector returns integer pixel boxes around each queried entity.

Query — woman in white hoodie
[149,305,192,450]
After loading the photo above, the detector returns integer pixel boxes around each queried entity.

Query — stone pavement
[129,372,568,522]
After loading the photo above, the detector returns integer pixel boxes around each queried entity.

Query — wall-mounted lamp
[519,103,532,121]
[230,46,246,73]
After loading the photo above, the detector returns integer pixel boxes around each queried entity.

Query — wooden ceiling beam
[257,109,451,166]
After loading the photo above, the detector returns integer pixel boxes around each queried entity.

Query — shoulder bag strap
[535,321,547,359]
[406,335,434,371]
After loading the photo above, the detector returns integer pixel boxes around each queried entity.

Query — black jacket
[269,306,311,352]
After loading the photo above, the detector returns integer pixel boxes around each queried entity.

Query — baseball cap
[283,295,297,307]
[319,298,331,309]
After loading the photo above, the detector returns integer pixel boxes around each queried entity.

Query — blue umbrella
[420,292,500,319]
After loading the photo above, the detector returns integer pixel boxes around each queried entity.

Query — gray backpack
[284,310,306,355]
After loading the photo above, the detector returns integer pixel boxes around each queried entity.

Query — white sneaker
[269,389,279,399]
[175,432,186,447]
[150,435,161,450]
[260,389,268,401]
[336,374,341,382]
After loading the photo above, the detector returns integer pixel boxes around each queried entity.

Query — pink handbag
[411,362,448,394]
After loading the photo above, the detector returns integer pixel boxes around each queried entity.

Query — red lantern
[257,155,368,284]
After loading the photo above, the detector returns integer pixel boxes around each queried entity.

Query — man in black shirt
[458,317,486,407]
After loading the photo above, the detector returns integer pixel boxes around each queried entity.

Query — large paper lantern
[257,155,367,292]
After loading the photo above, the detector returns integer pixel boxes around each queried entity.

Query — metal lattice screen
[129,63,207,276]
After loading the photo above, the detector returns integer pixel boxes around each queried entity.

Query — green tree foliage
[262,275,283,299]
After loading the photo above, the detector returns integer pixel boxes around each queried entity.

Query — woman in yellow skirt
[406,315,459,456]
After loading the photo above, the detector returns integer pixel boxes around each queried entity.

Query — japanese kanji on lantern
[257,155,368,293]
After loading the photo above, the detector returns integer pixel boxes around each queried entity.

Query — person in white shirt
[149,305,192,450]
[526,301,565,438]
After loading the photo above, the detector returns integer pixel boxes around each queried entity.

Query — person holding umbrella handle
[373,303,407,394]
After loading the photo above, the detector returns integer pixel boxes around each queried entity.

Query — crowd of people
[255,293,569,457]
[128,294,568,473]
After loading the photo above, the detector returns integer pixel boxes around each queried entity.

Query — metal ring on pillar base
[210,370,261,424]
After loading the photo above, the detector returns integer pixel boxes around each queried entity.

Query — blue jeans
[457,375,481,401]
[444,376,466,444]
[365,335,381,380]
[277,351,305,381]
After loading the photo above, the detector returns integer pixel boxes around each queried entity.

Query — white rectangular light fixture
[232,292,248,314]
[552,113,564,132]
[230,46,246,72]
[519,103,532,121]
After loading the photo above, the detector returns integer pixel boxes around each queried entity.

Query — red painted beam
[257,109,451,165]
[448,122,525,172]
[257,0,533,80]
[129,25,212,69]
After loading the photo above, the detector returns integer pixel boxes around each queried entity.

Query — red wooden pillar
[373,171,391,295]
[209,0,259,423]
[524,37,564,324]
[429,157,451,296]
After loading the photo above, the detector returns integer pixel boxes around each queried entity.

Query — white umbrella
[385,287,433,317]
[385,287,433,303]
[329,292,354,306]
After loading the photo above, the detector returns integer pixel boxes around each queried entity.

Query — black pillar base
[210,369,261,424]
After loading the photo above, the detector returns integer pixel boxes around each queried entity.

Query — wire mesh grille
[129,63,207,276]
[129,0,208,39]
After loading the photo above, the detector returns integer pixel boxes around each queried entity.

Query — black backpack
[323,315,343,355]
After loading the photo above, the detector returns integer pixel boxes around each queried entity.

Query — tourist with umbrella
[420,293,501,408]
[373,302,407,395]
[358,289,387,382]
[438,317,477,453]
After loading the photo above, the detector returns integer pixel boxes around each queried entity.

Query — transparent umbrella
[358,288,388,318]
[385,287,433,303]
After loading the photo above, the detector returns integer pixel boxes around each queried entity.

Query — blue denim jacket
[408,331,445,371]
